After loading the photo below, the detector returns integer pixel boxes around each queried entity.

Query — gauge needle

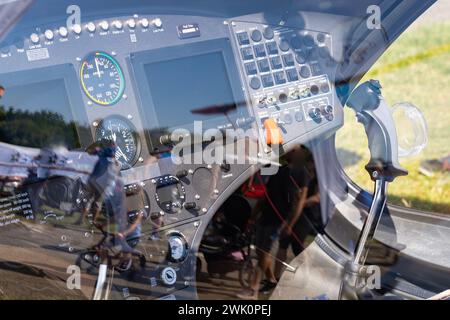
[116,146,128,162]
[108,123,116,142]
[94,58,101,78]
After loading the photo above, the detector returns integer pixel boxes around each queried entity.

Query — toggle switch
[176,169,189,179]
[220,161,231,172]
[184,202,198,210]
[263,118,283,146]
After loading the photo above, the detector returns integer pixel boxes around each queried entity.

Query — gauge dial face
[168,235,187,262]
[80,52,125,106]
[95,116,140,170]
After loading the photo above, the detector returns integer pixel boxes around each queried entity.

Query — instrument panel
[0,11,343,300]
[228,20,339,151]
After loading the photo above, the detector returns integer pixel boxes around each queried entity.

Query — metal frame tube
[353,179,388,265]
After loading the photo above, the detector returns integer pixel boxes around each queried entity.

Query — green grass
[336,22,450,214]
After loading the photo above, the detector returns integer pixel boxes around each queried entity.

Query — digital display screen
[143,51,238,130]
[0,79,81,149]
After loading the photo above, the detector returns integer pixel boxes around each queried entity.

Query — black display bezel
[0,64,92,150]
[128,38,248,155]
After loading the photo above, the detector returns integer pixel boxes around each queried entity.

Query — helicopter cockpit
[0,0,448,300]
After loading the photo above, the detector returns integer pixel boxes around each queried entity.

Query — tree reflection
[0,106,80,149]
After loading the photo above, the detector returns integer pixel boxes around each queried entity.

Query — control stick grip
[346,80,407,181]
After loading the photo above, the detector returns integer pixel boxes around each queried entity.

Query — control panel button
[253,44,266,57]
[58,26,68,37]
[236,31,250,45]
[140,18,150,28]
[241,47,254,60]
[113,20,123,30]
[245,62,258,75]
[286,68,299,82]
[278,93,288,103]
[251,29,262,42]
[282,53,295,67]
[30,33,40,44]
[270,56,283,69]
[317,33,326,43]
[72,24,82,35]
[322,105,333,114]
[303,34,315,47]
[273,71,287,85]
[44,30,54,41]
[86,22,96,33]
[283,113,293,124]
[310,85,319,95]
[249,77,261,90]
[321,83,330,93]
[295,51,307,64]
[266,41,278,55]
[161,267,177,286]
[323,105,334,120]
[261,74,274,87]
[279,40,290,52]
[295,110,304,122]
[127,19,136,29]
[263,27,274,40]
[99,20,109,31]
[152,18,163,28]
[257,59,270,73]
[299,66,311,78]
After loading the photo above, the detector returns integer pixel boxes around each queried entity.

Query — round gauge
[80,51,125,106]
[167,233,188,263]
[95,116,140,170]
